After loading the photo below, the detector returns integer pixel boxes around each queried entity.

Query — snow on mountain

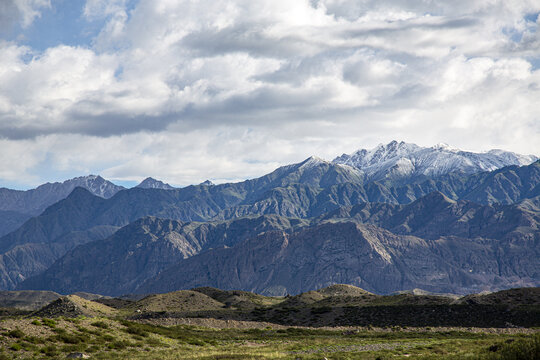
[136,177,176,190]
[333,141,539,183]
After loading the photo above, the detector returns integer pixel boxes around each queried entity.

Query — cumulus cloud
[0,0,539,187]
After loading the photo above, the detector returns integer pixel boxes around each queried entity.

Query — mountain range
[333,140,537,184]
[1,141,538,296]
[20,191,539,296]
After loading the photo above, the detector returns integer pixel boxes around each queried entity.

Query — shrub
[9,343,22,351]
[55,333,85,344]
[41,318,57,328]
[40,345,58,356]
[91,321,109,329]
[100,334,116,342]
[7,329,25,338]
[484,334,540,360]
[123,324,148,337]
[108,340,132,350]
[310,306,332,314]
[24,336,45,344]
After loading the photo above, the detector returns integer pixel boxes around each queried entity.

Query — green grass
[0,317,537,359]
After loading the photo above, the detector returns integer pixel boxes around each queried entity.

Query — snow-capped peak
[61,175,124,198]
[333,141,538,183]
[431,143,459,152]
[299,156,327,169]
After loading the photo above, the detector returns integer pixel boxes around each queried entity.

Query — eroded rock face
[19,186,540,297]
[139,221,539,295]
[18,215,301,296]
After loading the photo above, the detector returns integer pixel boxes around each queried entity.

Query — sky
[0,0,539,189]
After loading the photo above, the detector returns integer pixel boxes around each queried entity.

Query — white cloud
[83,0,127,20]
[0,0,539,187]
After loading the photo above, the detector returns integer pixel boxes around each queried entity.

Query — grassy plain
[0,316,537,359]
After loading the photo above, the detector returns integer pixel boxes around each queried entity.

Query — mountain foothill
[0,141,538,298]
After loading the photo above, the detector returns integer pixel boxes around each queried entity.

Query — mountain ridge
[333,140,538,184]
[19,190,540,296]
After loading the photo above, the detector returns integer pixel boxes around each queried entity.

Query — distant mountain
[0,175,125,215]
[0,175,124,237]
[0,188,120,289]
[20,191,540,296]
[19,215,304,296]
[333,141,538,184]
[2,158,540,290]
[136,177,175,190]
[140,215,539,296]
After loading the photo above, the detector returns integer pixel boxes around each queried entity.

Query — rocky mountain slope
[139,218,538,295]
[0,210,32,238]
[19,215,305,296]
[333,141,538,184]
[0,175,125,237]
[1,159,539,290]
[20,191,539,296]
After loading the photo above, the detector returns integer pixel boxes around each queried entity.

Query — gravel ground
[135,317,539,334]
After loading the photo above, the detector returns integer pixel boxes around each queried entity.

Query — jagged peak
[136,177,175,190]
[200,180,215,186]
[296,156,329,170]
[68,174,101,181]
[332,141,538,182]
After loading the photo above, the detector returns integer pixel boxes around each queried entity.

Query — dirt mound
[316,284,374,297]
[33,295,117,318]
[71,292,110,301]
[192,287,283,309]
[131,290,226,312]
[459,287,540,305]
[280,291,326,308]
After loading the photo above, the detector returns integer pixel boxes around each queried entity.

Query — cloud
[0,0,50,32]
[0,0,539,187]
[83,0,127,20]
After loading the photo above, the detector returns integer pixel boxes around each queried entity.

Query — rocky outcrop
[32,295,117,318]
